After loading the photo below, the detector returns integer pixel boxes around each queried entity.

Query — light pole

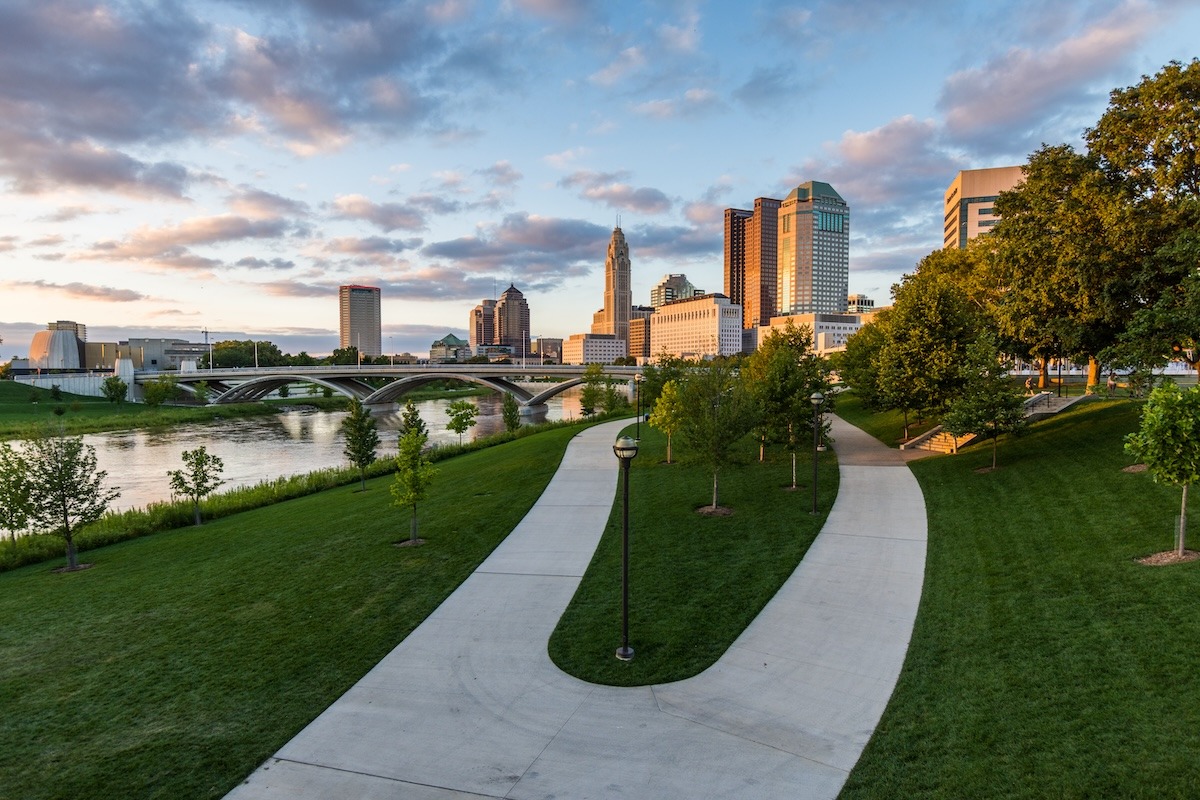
[810,392,824,515]
[634,373,644,440]
[613,435,639,661]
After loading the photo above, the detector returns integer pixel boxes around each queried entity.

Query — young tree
[192,379,210,405]
[399,399,428,440]
[941,335,1027,470]
[1125,383,1200,557]
[0,442,32,543]
[648,379,685,464]
[678,361,758,511]
[392,427,437,545]
[501,392,521,432]
[445,399,478,444]
[167,446,226,526]
[341,397,380,490]
[142,374,179,407]
[578,363,605,416]
[24,432,121,570]
[101,375,128,404]
[743,321,833,489]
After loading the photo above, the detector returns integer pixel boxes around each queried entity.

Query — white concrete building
[649,294,743,359]
[762,313,862,355]
[563,333,626,365]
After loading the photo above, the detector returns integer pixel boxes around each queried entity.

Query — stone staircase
[900,391,1086,454]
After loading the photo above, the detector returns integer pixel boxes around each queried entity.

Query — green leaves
[1125,382,1200,487]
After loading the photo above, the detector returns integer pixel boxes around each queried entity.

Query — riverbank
[0,379,489,440]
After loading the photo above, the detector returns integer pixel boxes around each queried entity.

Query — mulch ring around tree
[393,539,427,548]
[696,505,733,517]
[51,563,95,573]
[1137,550,1200,566]
[1122,463,1149,473]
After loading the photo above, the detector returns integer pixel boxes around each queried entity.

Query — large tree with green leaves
[392,427,437,545]
[578,363,605,417]
[341,397,380,490]
[399,399,428,440]
[941,334,1027,470]
[0,442,32,543]
[168,446,226,526]
[639,351,692,411]
[678,360,758,511]
[100,375,128,404]
[24,432,120,570]
[142,374,179,407]
[445,399,477,444]
[1125,382,1200,556]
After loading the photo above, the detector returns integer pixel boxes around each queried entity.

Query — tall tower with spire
[591,225,631,353]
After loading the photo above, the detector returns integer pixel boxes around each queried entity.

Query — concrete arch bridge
[136,364,642,413]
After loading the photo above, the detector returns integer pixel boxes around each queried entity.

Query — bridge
[134,364,643,410]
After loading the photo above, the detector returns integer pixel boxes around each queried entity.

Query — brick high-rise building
[469,299,496,352]
[724,197,780,328]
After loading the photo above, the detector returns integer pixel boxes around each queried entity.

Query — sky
[1,0,1198,360]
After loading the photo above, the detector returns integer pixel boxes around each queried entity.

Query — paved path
[226,416,927,799]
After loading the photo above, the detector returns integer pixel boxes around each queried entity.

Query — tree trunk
[992,435,998,470]
[711,471,719,510]
[902,409,910,441]
[666,434,672,465]
[193,502,201,526]
[1179,483,1188,557]
[1038,358,1049,389]
[791,450,797,490]
[410,504,418,543]
[360,469,366,491]
[1088,357,1101,393]
[65,532,77,570]
[759,435,765,463]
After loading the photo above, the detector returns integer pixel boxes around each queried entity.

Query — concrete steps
[900,391,1087,454]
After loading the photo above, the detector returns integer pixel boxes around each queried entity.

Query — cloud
[544,147,590,169]
[633,88,721,119]
[559,171,672,214]
[9,279,147,302]
[234,257,297,270]
[938,0,1162,149]
[733,65,810,110]
[477,160,522,187]
[83,215,291,270]
[227,187,312,219]
[324,236,424,255]
[589,46,647,87]
[331,194,427,231]
[422,212,609,280]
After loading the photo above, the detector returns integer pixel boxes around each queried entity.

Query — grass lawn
[548,424,838,686]
[841,398,1200,799]
[0,425,581,800]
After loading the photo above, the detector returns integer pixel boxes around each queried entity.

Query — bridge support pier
[519,403,547,417]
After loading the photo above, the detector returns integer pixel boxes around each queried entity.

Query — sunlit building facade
[943,166,1024,249]
[339,285,382,357]
[777,182,849,316]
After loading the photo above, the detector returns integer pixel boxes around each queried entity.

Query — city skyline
[1,1,1198,359]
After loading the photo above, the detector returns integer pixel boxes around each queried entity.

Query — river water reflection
[79,391,583,511]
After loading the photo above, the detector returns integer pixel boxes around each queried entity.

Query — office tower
[650,274,696,308]
[649,294,743,359]
[724,197,780,328]
[494,284,531,359]
[469,299,497,352]
[339,285,382,357]
[943,166,1025,249]
[591,226,631,353]
[847,294,875,314]
[776,182,849,315]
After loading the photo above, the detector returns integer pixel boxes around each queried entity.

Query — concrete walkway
[226,416,927,800]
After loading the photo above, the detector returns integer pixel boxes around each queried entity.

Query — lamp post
[810,392,824,515]
[613,435,639,661]
[634,373,644,440]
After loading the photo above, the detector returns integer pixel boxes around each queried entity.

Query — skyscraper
[943,166,1024,249]
[650,273,697,308]
[724,197,780,328]
[339,285,381,357]
[776,182,849,316]
[494,284,530,359]
[469,299,497,352]
[591,226,631,353]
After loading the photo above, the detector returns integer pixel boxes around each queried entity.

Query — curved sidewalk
[227,416,927,799]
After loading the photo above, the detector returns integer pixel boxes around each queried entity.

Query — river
[72,391,586,512]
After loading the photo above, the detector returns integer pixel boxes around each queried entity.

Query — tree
[639,351,691,410]
[167,447,225,526]
[1125,383,1200,557]
[743,320,833,489]
[678,361,758,511]
[578,363,605,416]
[501,392,521,432]
[648,379,685,464]
[399,399,428,440]
[445,399,478,444]
[341,397,380,490]
[330,346,361,366]
[0,442,31,543]
[392,427,437,545]
[101,375,128,404]
[836,314,890,411]
[24,432,121,570]
[192,379,210,405]
[941,335,1027,470]
[142,374,179,407]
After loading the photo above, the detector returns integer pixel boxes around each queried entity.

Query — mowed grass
[549,424,838,686]
[0,425,581,800]
[841,399,1200,799]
